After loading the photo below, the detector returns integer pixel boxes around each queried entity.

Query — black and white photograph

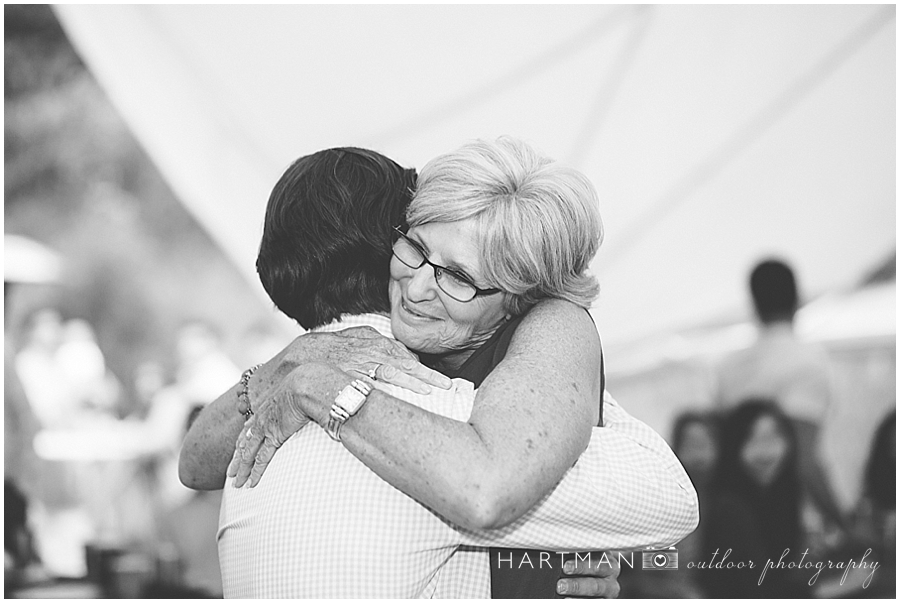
[5,4,895,599]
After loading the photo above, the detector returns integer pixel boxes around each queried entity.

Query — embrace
[179,137,698,598]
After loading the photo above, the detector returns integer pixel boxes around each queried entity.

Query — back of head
[749,259,798,324]
[407,136,603,316]
[257,148,416,329]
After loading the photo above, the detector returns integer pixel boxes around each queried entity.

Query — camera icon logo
[642,547,678,570]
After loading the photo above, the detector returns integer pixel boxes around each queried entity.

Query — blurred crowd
[4,252,895,599]
[620,403,895,598]
[4,302,283,598]
[620,260,895,598]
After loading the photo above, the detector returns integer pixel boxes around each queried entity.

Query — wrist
[325,378,373,442]
[237,363,263,419]
[290,362,354,428]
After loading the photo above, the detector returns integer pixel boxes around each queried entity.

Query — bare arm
[178,382,245,489]
[458,396,699,549]
[237,300,601,530]
[178,328,451,490]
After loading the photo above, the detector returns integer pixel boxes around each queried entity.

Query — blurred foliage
[5,5,285,417]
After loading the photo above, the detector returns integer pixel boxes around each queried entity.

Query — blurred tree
[4,5,283,417]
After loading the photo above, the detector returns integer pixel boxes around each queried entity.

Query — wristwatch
[325,379,373,441]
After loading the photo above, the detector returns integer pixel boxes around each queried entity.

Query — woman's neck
[421,347,478,374]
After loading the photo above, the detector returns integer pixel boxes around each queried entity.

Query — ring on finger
[367,364,380,381]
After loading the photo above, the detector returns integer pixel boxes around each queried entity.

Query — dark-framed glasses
[392,226,501,303]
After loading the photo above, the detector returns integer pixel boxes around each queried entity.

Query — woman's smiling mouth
[400,298,440,321]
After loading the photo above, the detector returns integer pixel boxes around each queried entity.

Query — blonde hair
[407,136,603,315]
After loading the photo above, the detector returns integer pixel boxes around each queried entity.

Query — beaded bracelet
[237,363,263,419]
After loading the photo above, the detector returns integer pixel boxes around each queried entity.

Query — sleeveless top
[443,313,605,599]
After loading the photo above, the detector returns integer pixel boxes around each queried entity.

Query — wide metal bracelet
[325,380,373,441]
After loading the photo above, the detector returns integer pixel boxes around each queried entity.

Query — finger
[381,337,417,359]
[226,446,241,479]
[227,419,254,480]
[557,577,618,598]
[376,363,432,395]
[376,359,452,390]
[395,358,453,390]
[339,326,381,340]
[232,420,266,488]
[563,553,619,577]
[247,440,279,487]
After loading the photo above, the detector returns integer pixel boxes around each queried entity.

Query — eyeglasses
[392,226,501,303]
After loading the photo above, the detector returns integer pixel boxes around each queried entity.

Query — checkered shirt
[218,314,698,598]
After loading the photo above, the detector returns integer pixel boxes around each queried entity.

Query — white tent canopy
[55,5,895,356]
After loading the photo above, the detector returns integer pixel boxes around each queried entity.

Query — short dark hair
[749,259,798,324]
[256,148,416,329]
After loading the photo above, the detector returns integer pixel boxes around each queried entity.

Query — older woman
[237,137,603,520]
[182,139,695,597]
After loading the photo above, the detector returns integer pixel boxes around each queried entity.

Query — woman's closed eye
[440,267,476,289]
[409,235,478,287]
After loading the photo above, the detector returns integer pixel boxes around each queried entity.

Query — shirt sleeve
[457,394,699,551]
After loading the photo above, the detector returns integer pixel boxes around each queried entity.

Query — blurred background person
[668,411,721,598]
[4,235,62,590]
[710,398,810,598]
[717,258,847,538]
[15,308,73,428]
[845,409,895,597]
[620,410,721,598]
[55,318,122,418]
[860,409,896,553]
[172,320,241,407]
[147,321,241,511]
[4,4,894,598]
[131,360,167,416]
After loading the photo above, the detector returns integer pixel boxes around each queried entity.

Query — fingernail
[419,384,432,394]
[557,581,568,595]
[564,560,574,574]
[441,376,452,388]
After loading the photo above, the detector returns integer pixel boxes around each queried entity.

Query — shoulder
[509,300,599,353]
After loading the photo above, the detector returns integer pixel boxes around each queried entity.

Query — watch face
[335,384,368,416]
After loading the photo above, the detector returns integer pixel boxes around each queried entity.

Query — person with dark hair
[852,410,895,596]
[180,142,697,597]
[256,148,414,328]
[671,412,720,486]
[5,479,37,592]
[863,409,896,516]
[717,258,846,534]
[749,259,799,323]
[706,399,810,598]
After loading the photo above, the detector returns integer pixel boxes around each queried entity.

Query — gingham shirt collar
[312,313,393,339]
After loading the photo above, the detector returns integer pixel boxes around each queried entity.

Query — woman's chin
[391,312,435,353]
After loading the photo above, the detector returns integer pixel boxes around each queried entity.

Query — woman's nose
[405,264,439,302]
